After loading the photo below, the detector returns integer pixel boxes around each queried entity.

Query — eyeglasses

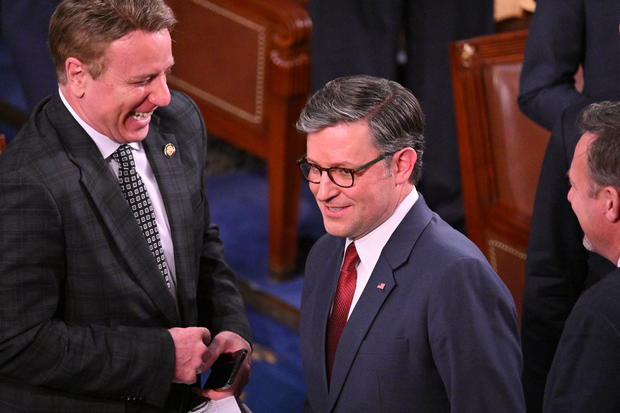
[297,154,389,188]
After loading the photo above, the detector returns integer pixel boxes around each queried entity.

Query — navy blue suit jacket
[300,195,525,412]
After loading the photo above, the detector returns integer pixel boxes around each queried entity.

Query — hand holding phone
[203,349,248,390]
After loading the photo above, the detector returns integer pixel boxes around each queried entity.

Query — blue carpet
[241,308,305,412]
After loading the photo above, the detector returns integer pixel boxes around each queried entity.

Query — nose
[150,74,171,107]
[313,170,339,201]
[567,186,573,203]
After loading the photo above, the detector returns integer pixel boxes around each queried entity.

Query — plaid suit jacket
[0,90,249,412]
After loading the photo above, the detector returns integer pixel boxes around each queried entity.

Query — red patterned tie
[326,242,359,380]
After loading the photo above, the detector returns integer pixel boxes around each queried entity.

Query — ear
[392,147,417,185]
[64,57,88,98]
[602,186,620,223]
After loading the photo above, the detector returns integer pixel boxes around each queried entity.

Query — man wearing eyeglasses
[296,75,525,412]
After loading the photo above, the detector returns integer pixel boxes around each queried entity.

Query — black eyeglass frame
[297,153,390,188]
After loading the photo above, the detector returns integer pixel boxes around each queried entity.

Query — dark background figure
[518,0,620,131]
[0,0,58,111]
[543,101,620,413]
[519,0,620,411]
[309,0,495,230]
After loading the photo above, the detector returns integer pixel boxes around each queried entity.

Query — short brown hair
[296,75,425,184]
[578,101,620,195]
[49,0,176,84]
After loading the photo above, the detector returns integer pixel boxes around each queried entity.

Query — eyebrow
[566,170,575,186]
[307,160,354,169]
[129,62,175,81]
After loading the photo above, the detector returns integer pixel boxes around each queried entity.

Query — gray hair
[579,101,620,195]
[49,0,176,84]
[296,75,425,184]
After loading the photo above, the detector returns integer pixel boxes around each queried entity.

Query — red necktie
[326,242,359,380]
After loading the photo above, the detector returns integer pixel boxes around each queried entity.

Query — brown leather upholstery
[166,0,311,278]
[450,30,550,318]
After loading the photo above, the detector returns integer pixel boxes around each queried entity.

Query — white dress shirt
[344,186,419,319]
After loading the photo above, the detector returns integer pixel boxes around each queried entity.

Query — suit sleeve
[518,0,587,130]
[0,173,176,407]
[428,257,525,412]
[543,298,620,413]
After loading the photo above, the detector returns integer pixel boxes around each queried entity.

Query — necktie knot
[341,242,359,274]
[112,144,136,170]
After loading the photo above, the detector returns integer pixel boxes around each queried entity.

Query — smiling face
[62,29,174,143]
[306,120,410,240]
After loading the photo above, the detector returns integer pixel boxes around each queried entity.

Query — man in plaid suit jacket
[0,0,251,411]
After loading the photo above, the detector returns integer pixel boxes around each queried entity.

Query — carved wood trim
[487,239,527,271]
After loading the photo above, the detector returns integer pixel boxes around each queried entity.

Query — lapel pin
[377,282,386,290]
[163,143,176,158]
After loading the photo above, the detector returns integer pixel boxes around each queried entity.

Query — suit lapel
[50,94,180,325]
[311,241,346,400]
[326,195,435,411]
[142,127,195,325]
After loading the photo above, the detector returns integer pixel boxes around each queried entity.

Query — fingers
[196,331,253,400]
[168,327,212,384]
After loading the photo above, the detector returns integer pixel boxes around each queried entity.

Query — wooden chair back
[450,30,550,317]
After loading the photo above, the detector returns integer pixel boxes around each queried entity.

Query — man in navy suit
[0,0,250,411]
[296,75,525,412]
[543,101,620,412]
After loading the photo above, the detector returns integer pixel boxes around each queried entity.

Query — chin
[323,222,349,238]
[124,131,150,143]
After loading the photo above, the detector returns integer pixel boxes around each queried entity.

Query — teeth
[132,110,154,121]
[327,207,343,212]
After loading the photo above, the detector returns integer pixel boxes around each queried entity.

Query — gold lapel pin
[163,143,176,158]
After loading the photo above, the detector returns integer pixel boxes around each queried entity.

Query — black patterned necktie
[112,144,175,293]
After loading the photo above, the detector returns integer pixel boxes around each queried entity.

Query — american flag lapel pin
[377,282,386,290]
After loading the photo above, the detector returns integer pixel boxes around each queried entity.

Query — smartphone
[203,349,248,390]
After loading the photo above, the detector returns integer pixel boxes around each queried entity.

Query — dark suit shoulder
[0,97,70,180]
[572,269,620,318]
[417,214,490,265]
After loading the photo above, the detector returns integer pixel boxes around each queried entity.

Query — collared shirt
[59,88,177,283]
[344,186,419,318]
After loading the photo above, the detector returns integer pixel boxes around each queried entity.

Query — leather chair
[449,30,550,318]
[165,0,311,279]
